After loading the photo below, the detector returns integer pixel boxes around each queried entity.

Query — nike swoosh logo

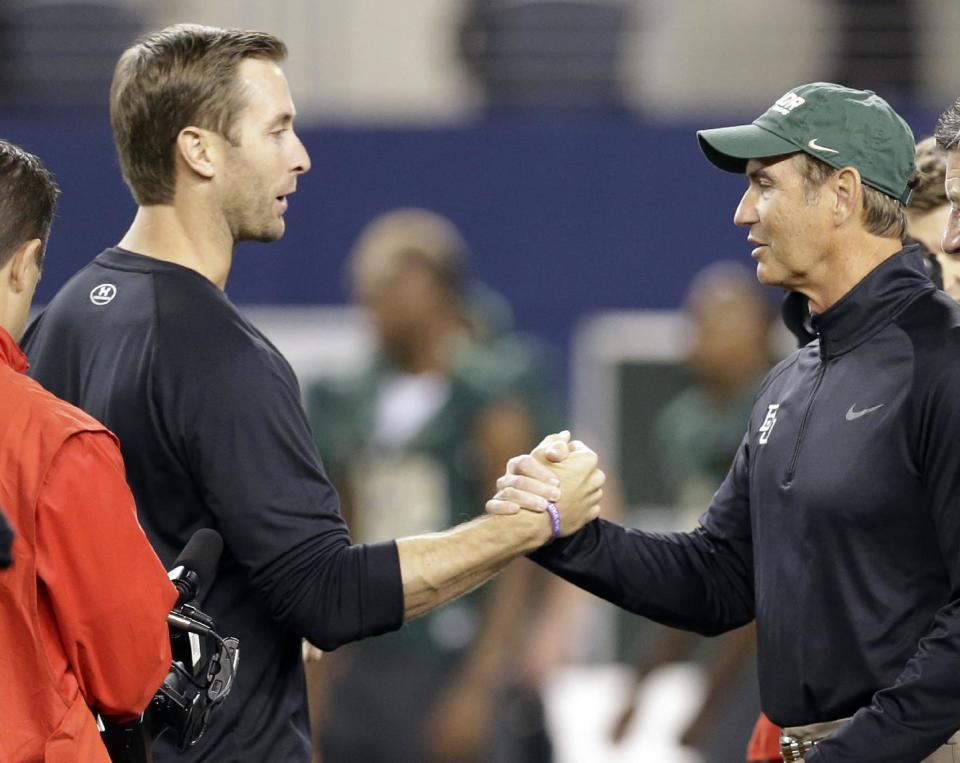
[808,138,840,154]
[846,403,884,421]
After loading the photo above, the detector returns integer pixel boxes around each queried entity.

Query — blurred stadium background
[9,1,958,760]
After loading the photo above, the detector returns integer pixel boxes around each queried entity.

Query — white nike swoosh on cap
[807,138,840,154]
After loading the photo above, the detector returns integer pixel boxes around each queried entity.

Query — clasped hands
[486,431,605,541]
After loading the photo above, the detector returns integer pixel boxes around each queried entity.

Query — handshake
[393,430,606,621]
[487,430,606,544]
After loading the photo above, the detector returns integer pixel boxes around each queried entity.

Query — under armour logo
[758,404,780,444]
[89,284,117,306]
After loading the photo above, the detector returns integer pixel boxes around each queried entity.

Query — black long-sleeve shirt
[22,247,404,762]
[533,247,960,762]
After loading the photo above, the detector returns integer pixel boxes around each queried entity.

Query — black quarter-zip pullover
[533,246,960,761]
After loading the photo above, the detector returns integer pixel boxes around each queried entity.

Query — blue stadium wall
[2,109,938,356]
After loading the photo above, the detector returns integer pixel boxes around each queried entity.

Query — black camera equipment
[101,529,239,762]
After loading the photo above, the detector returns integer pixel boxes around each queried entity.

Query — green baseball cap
[697,82,916,203]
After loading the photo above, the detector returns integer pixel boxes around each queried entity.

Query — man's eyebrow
[747,167,772,183]
[267,112,295,129]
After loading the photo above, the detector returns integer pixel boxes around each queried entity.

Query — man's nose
[733,188,757,227]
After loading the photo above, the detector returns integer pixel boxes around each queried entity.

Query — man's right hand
[397,431,604,619]
[487,431,604,538]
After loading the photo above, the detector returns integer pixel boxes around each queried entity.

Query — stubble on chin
[237,214,285,244]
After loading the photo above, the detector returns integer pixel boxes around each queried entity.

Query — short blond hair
[110,24,286,205]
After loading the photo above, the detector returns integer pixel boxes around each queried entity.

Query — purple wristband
[545,502,561,542]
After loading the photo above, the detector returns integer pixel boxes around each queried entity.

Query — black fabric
[0,506,12,568]
[781,291,817,349]
[533,247,960,762]
[22,248,405,762]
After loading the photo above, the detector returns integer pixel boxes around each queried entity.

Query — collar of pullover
[810,245,932,360]
[0,325,27,374]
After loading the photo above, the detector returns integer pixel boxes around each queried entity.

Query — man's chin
[755,262,787,289]
[240,221,285,244]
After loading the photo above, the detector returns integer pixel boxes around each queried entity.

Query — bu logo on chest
[756,400,887,447]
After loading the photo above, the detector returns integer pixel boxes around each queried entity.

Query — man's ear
[832,166,863,225]
[175,126,219,180]
[7,239,41,293]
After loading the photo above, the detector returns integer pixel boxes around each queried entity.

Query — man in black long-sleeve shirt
[22,25,605,762]
[507,84,960,761]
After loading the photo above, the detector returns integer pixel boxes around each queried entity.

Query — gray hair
[934,99,960,151]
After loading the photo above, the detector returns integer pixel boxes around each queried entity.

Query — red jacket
[0,327,175,762]
[747,712,781,762]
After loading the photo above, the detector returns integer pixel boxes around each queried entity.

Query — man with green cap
[497,83,960,761]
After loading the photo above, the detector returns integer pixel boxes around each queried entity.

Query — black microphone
[168,529,223,608]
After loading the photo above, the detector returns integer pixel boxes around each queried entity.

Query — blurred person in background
[307,208,582,763]
[22,25,605,763]
[611,262,776,762]
[0,139,175,762]
[654,262,776,520]
[906,136,952,293]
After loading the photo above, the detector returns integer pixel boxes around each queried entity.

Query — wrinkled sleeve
[530,433,755,636]
[35,432,176,720]
[169,339,404,650]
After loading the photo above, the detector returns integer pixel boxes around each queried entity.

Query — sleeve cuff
[527,520,596,565]
[359,540,405,637]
